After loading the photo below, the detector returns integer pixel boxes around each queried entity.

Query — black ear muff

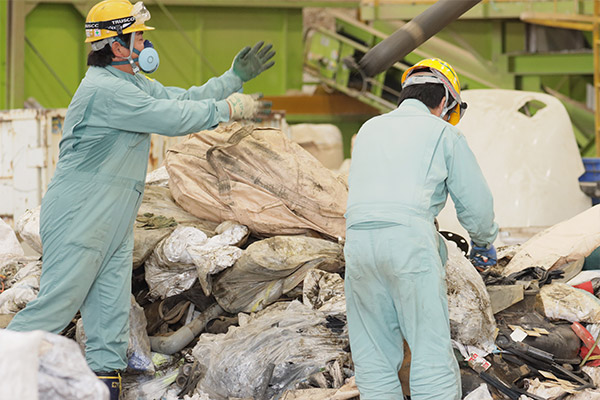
[460,102,468,110]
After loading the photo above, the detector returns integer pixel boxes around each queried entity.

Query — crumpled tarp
[212,235,344,313]
[191,300,349,400]
[0,329,108,400]
[503,205,600,276]
[165,122,348,239]
[445,240,497,351]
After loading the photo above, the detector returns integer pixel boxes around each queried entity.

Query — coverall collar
[397,98,431,115]
[104,65,140,85]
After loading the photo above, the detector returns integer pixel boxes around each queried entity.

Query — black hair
[87,33,132,67]
[397,83,446,110]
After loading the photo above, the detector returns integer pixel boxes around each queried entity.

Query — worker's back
[346,98,453,227]
[346,97,498,247]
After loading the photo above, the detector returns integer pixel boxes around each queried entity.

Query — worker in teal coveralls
[344,58,499,399]
[6,0,275,397]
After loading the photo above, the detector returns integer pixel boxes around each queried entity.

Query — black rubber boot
[95,371,121,400]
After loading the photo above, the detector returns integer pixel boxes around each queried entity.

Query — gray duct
[359,0,482,77]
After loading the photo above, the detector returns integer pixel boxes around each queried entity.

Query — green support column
[7,0,25,109]
[0,0,7,109]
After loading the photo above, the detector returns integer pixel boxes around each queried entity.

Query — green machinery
[303,2,597,156]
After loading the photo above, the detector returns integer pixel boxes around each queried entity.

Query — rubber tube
[359,0,482,77]
[149,302,224,355]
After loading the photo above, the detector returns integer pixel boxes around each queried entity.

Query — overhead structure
[359,0,482,77]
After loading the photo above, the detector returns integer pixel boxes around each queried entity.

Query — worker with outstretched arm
[6,1,275,398]
[344,58,498,399]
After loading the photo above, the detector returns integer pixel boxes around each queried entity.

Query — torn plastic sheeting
[191,300,349,400]
[187,221,248,296]
[538,282,600,323]
[302,268,346,316]
[145,223,246,299]
[133,185,219,269]
[144,226,208,300]
[463,384,493,400]
[212,235,344,314]
[121,363,181,400]
[0,216,25,256]
[503,205,600,277]
[445,239,497,352]
[0,329,109,400]
[77,296,154,374]
[0,260,42,314]
[165,122,348,240]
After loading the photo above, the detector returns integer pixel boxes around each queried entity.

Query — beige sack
[166,123,348,239]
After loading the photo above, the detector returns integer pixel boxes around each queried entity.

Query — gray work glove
[225,93,272,120]
[232,41,275,82]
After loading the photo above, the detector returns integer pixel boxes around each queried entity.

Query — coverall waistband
[52,170,145,192]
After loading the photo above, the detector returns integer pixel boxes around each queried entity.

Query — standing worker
[344,58,498,399]
[6,0,275,398]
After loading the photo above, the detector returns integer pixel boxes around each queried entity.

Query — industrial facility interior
[2,0,600,399]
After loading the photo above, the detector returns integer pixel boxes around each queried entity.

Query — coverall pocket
[386,238,431,276]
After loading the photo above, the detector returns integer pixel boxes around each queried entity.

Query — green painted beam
[508,52,593,75]
[0,0,6,110]
[360,0,594,21]
[24,0,359,14]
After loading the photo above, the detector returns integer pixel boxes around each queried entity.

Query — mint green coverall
[7,66,241,372]
[344,99,498,399]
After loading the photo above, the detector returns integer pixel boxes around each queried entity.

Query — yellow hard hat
[85,0,154,45]
[401,58,466,125]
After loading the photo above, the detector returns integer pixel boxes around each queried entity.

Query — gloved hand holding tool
[469,241,497,270]
[232,41,276,82]
[225,92,272,120]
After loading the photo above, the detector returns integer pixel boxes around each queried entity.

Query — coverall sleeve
[146,69,243,101]
[446,133,499,247]
[104,82,230,136]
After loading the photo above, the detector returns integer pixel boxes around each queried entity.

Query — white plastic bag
[0,329,109,400]
[0,217,24,256]
[445,240,497,351]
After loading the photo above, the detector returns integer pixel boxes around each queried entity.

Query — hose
[149,302,224,355]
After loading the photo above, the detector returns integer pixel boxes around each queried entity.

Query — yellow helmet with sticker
[85,0,154,46]
[401,58,467,126]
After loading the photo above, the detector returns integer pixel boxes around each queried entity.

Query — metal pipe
[149,302,224,355]
[359,0,482,77]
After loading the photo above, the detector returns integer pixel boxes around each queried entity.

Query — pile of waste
[1,122,600,400]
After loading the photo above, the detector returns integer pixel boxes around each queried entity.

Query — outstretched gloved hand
[225,92,272,120]
[469,241,497,270]
[232,41,276,82]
